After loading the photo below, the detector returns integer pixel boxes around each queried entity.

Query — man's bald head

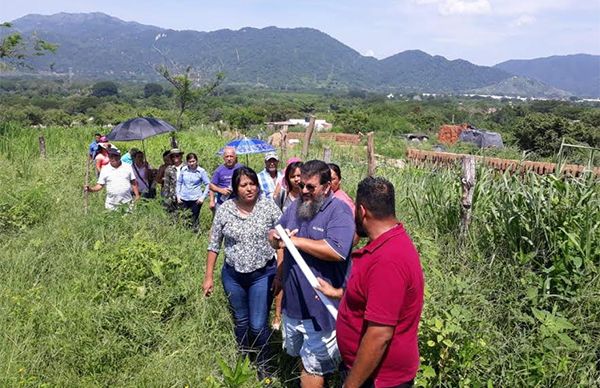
[223,146,237,167]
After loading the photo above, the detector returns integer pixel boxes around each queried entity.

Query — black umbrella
[105,117,176,141]
[105,117,176,160]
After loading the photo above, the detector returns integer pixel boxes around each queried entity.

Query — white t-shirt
[97,163,136,210]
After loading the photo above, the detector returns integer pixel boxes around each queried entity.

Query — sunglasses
[298,182,318,191]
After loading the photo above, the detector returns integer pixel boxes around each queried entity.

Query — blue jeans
[221,259,276,367]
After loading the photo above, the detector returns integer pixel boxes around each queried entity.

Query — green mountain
[378,50,509,92]
[5,12,578,97]
[469,76,572,99]
[495,54,600,98]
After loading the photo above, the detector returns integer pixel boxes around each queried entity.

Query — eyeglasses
[298,182,318,191]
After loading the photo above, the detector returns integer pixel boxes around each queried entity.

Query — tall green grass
[1,123,598,386]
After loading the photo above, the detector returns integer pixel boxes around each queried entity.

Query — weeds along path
[0,125,598,386]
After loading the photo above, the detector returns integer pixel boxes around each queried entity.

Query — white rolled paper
[275,224,338,319]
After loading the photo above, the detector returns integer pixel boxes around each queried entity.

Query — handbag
[133,164,156,199]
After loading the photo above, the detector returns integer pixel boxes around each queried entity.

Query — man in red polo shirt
[319,176,424,388]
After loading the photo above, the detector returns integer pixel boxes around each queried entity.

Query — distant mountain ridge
[3,12,594,97]
[469,76,572,99]
[495,54,600,98]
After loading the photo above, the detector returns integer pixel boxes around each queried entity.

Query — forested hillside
[5,13,516,93]
[495,54,600,98]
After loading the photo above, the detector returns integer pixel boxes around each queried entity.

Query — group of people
[85,133,424,388]
[86,133,156,209]
[203,154,424,387]
[85,135,214,229]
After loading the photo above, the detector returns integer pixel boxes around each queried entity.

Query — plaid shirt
[258,169,282,200]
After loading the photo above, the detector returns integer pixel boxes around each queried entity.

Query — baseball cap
[107,148,121,157]
[264,152,279,161]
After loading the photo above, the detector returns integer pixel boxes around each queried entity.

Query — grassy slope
[0,125,598,386]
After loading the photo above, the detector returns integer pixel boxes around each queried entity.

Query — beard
[355,206,368,238]
[297,193,326,221]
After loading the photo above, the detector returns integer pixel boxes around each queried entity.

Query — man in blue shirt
[208,146,242,213]
[269,159,355,387]
[88,133,102,160]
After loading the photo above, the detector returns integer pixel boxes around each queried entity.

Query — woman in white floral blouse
[203,166,282,380]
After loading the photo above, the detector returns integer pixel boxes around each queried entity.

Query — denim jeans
[221,259,276,367]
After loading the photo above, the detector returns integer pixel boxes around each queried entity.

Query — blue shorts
[282,314,340,375]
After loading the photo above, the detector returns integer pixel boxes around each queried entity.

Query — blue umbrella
[217,137,276,155]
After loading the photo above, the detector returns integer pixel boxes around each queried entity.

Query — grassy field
[1,123,598,387]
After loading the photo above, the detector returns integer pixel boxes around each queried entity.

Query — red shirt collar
[354,223,405,255]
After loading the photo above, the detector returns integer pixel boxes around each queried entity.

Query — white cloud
[439,0,491,15]
[364,49,375,57]
[410,0,585,17]
[411,0,492,15]
[510,14,536,27]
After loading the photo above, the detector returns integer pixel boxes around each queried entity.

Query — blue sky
[5,0,600,65]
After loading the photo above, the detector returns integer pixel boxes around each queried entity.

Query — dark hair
[328,163,342,181]
[162,150,171,158]
[301,160,331,185]
[186,153,198,161]
[232,166,260,197]
[94,132,102,137]
[356,176,396,218]
[284,161,303,189]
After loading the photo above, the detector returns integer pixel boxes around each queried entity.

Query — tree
[91,81,119,97]
[227,107,264,131]
[0,22,57,68]
[333,108,369,133]
[155,65,224,131]
[143,83,164,98]
[512,113,599,157]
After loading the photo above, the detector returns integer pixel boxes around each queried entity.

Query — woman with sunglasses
[203,166,282,381]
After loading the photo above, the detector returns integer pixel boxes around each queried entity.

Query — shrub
[144,83,164,98]
[91,81,119,97]
[0,186,49,234]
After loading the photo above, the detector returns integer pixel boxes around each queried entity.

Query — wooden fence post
[367,132,376,176]
[280,125,288,161]
[84,158,90,214]
[301,116,316,160]
[323,146,332,163]
[460,156,476,237]
[38,135,47,158]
